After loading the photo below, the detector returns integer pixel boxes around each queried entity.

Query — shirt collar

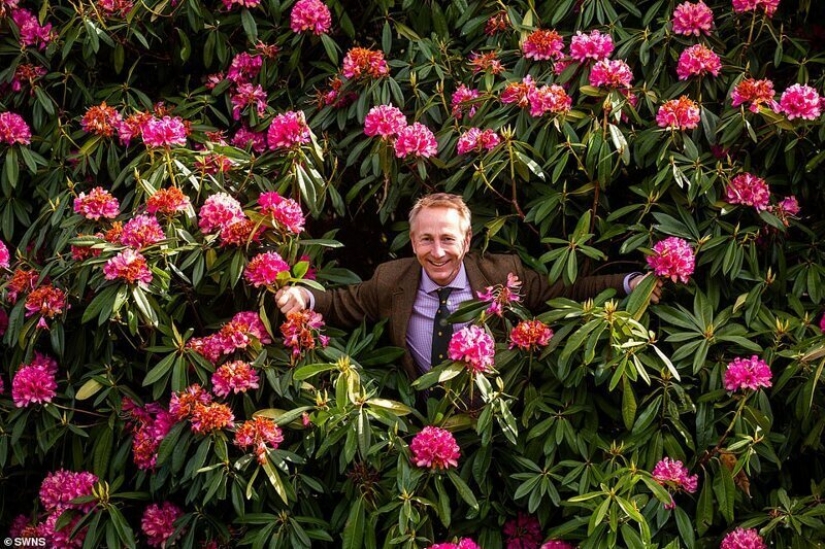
[419,262,468,294]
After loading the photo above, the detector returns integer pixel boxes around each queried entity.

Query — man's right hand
[275,286,310,315]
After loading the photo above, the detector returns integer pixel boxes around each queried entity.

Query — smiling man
[275,193,656,379]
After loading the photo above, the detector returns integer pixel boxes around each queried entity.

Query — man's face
[410,206,471,286]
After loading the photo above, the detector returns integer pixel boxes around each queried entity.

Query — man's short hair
[409,193,472,235]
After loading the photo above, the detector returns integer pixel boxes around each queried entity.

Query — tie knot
[436,286,453,304]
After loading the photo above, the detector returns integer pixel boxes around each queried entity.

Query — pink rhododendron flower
[0,240,10,269]
[42,511,86,548]
[778,84,821,121]
[226,52,262,85]
[528,84,572,117]
[221,0,260,8]
[773,195,800,224]
[410,426,460,470]
[259,191,306,233]
[232,125,267,153]
[244,251,290,287]
[509,320,553,352]
[676,43,722,80]
[12,354,58,408]
[652,457,699,495]
[211,360,260,397]
[198,192,245,234]
[469,51,505,74]
[569,30,614,63]
[0,111,32,145]
[280,309,329,356]
[541,542,575,549]
[141,115,187,148]
[267,110,311,150]
[646,236,695,283]
[364,104,407,138]
[116,111,152,145]
[447,324,496,372]
[501,77,535,109]
[169,384,212,421]
[24,285,68,328]
[120,214,165,249]
[429,540,481,549]
[40,469,98,512]
[342,47,389,80]
[234,416,284,464]
[141,502,184,548]
[11,9,53,49]
[589,59,634,89]
[6,268,39,304]
[217,217,263,247]
[672,1,714,35]
[503,513,543,549]
[720,527,767,549]
[231,83,268,120]
[522,29,565,61]
[451,84,481,119]
[103,249,153,285]
[731,78,778,113]
[656,96,701,130]
[123,398,176,470]
[456,128,501,155]
[81,102,123,137]
[724,356,772,391]
[726,173,771,211]
[477,272,522,316]
[97,0,134,17]
[394,122,438,158]
[290,0,331,35]
[189,401,234,434]
[74,187,120,220]
[147,187,190,216]
[732,0,779,17]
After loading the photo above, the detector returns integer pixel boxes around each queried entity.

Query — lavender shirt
[406,264,474,373]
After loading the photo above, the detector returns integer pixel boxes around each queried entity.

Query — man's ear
[464,230,472,249]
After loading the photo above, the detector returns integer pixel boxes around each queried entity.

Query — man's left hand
[628,273,663,304]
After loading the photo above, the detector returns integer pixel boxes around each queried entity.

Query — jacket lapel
[464,252,494,293]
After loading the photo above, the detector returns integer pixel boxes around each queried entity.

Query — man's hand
[628,273,663,304]
[275,286,310,315]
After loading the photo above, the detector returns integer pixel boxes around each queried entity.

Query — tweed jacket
[310,252,627,380]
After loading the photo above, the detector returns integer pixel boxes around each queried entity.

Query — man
[276,193,659,380]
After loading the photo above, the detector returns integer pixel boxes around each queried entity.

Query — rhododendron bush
[2,0,825,547]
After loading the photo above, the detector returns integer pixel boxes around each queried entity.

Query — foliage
[1,0,825,547]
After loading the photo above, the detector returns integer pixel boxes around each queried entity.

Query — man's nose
[431,240,446,257]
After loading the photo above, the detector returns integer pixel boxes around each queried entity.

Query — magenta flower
[103,249,154,285]
[726,173,771,211]
[141,115,187,148]
[342,47,389,80]
[244,251,290,287]
[281,309,329,356]
[24,284,68,329]
[10,9,53,50]
[656,96,701,130]
[394,122,438,158]
[646,236,695,283]
[290,0,331,35]
[234,416,284,464]
[456,128,501,155]
[676,44,722,80]
[141,502,184,548]
[73,187,120,220]
[364,104,407,138]
[652,457,699,495]
[569,30,614,63]
[198,192,245,234]
[221,0,260,9]
[410,426,460,470]
[478,272,522,317]
[0,111,32,145]
[451,84,481,119]
[122,399,176,470]
[732,0,779,17]
[672,1,714,35]
[447,324,496,373]
[528,84,572,117]
[231,83,268,121]
[232,125,268,153]
[731,78,777,113]
[81,102,123,137]
[226,52,262,85]
[589,59,634,89]
[522,29,565,61]
[721,527,767,549]
[429,540,481,549]
[774,195,800,218]
[778,84,822,121]
[540,543,576,549]
[724,356,772,392]
[12,355,58,408]
[120,214,165,249]
[0,240,10,269]
[509,320,553,352]
[39,469,98,512]
[503,513,543,549]
[267,110,311,150]
[211,360,260,397]
[259,191,306,234]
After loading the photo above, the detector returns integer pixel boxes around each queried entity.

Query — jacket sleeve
[308,265,388,329]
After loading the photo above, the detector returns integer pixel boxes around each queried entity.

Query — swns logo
[3,538,47,547]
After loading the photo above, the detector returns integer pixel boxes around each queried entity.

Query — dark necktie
[430,287,454,369]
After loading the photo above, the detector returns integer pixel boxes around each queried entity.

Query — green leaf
[320,33,339,65]
[263,457,289,504]
[342,497,365,549]
[622,377,637,429]
[240,9,258,42]
[447,470,479,510]
[713,464,735,524]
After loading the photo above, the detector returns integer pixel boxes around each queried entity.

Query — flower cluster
[169,384,235,434]
[232,125,267,153]
[342,47,389,80]
[234,416,284,464]
[211,360,260,397]
[122,398,177,470]
[141,115,188,148]
[726,173,771,211]
[720,527,767,549]
[429,539,480,549]
[569,30,614,63]
[10,9,54,49]
[646,237,695,283]
[502,76,571,117]
[227,52,262,85]
[410,426,460,470]
[723,356,772,392]
[24,284,68,329]
[198,192,245,234]
[103,249,153,285]
[231,83,267,121]
[676,43,721,80]
[141,502,184,548]
[652,457,698,508]
[364,104,407,138]
[522,29,564,61]
[456,128,501,155]
[468,51,505,74]
[267,110,311,150]
[509,320,553,352]
[451,85,481,119]
[540,542,575,549]
[147,187,190,216]
[731,78,777,113]
[778,84,822,121]
[503,513,543,549]
[0,111,32,145]
[81,102,123,138]
[589,59,633,89]
[74,187,120,220]
[290,0,331,35]
[280,309,329,357]
[11,352,58,408]
[656,96,701,130]
[477,272,522,316]
[259,191,306,234]
[40,469,98,512]
[732,0,779,17]
[671,1,714,35]
[120,214,165,249]
[447,324,496,372]
[0,240,9,269]
[244,251,290,287]
[187,311,271,363]
[394,122,438,158]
